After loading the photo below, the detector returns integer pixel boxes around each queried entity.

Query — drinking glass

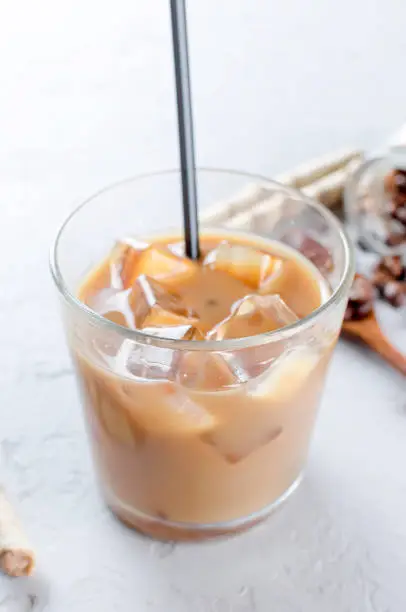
[50,169,354,540]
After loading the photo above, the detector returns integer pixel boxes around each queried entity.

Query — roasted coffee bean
[381,281,405,308]
[392,204,406,227]
[385,231,406,247]
[385,198,398,217]
[384,170,396,193]
[393,170,406,194]
[345,274,374,321]
[373,268,393,292]
[356,300,375,318]
[385,169,406,194]
[344,301,373,321]
[380,255,404,280]
[349,274,375,304]
[372,253,406,307]
[344,303,355,321]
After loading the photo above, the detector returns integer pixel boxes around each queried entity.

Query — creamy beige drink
[72,231,332,538]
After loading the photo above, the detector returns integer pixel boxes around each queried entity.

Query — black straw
[169,0,200,260]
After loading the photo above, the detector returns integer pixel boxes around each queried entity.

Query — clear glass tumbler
[50,169,354,540]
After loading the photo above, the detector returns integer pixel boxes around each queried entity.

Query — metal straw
[169,0,200,260]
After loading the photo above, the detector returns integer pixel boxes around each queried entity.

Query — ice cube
[96,288,137,328]
[200,348,321,462]
[120,380,217,435]
[112,337,170,381]
[248,347,321,402]
[111,321,202,383]
[90,335,123,369]
[129,275,198,329]
[113,329,177,381]
[141,308,195,329]
[167,241,185,257]
[120,236,150,250]
[203,242,283,289]
[102,311,131,327]
[106,344,216,434]
[176,350,249,390]
[131,245,197,287]
[98,388,143,446]
[142,324,201,342]
[207,294,298,340]
[258,258,284,293]
[191,377,283,463]
[109,239,149,289]
[187,327,206,341]
[81,374,143,446]
[202,422,282,464]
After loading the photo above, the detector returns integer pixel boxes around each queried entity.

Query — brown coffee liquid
[79,233,324,335]
[73,232,333,539]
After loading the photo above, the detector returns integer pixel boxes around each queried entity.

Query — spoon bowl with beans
[342,272,406,376]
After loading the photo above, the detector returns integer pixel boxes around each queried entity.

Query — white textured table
[0,2,406,610]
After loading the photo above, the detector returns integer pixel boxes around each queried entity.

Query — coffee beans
[345,274,375,321]
[384,169,406,241]
[345,256,405,321]
[372,255,405,308]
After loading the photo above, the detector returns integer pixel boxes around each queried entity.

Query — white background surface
[0,1,405,610]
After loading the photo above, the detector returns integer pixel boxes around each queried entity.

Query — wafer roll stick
[0,487,35,577]
[276,148,362,189]
[202,149,363,225]
[201,183,272,225]
[225,192,285,231]
[302,158,362,207]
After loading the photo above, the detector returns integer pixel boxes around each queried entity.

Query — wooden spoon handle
[360,326,406,376]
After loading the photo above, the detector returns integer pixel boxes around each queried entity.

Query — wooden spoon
[342,310,406,376]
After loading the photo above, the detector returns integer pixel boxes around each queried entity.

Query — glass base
[104,473,303,541]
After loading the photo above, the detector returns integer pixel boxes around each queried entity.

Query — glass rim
[50,167,355,352]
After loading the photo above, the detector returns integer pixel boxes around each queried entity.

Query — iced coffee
[69,230,334,539]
